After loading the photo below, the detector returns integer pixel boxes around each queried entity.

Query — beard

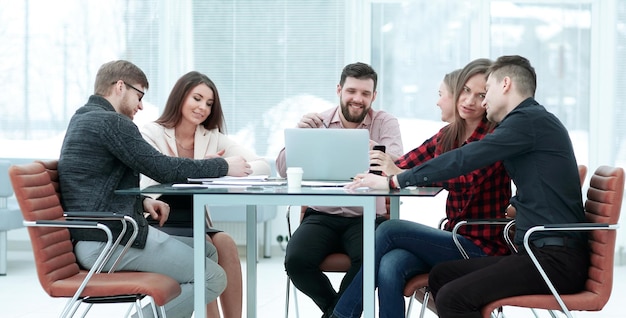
[118,94,136,119]
[340,98,369,123]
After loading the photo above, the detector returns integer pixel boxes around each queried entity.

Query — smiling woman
[139,70,269,318]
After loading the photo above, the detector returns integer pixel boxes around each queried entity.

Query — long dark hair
[439,58,495,153]
[156,71,226,133]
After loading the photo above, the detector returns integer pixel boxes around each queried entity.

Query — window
[0,0,345,159]
[0,0,621,172]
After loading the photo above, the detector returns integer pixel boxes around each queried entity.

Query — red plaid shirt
[395,119,512,256]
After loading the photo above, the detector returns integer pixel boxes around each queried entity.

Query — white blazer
[140,122,270,189]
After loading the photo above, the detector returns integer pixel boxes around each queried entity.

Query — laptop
[284,128,370,183]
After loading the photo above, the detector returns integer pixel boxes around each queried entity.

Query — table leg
[193,196,206,318]
[246,205,258,317]
[362,197,376,318]
[389,197,400,220]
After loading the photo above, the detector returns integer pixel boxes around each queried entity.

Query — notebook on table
[284,128,370,185]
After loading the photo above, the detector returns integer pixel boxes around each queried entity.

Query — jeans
[75,226,226,318]
[332,219,486,318]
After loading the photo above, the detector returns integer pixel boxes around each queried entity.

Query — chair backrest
[8,161,81,296]
[481,165,623,317]
[581,165,624,307]
[37,160,60,193]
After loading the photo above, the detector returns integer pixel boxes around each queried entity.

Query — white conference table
[119,184,442,318]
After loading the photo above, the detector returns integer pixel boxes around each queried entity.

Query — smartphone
[369,145,386,175]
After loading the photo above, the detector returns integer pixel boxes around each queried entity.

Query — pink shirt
[276,106,403,217]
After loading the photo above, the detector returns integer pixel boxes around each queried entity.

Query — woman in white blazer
[141,71,270,318]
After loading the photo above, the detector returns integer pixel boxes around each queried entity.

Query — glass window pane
[490,1,591,164]
[370,0,475,122]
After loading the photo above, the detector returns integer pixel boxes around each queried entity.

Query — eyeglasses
[123,82,145,101]
[112,81,145,101]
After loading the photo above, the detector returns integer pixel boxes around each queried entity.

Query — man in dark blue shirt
[346,55,588,318]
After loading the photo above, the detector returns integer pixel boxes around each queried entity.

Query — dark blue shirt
[59,95,229,248]
[397,97,585,245]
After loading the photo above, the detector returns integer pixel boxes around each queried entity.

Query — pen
[322,120,329,128]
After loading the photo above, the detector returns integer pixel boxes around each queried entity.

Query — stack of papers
[186,175,286,186]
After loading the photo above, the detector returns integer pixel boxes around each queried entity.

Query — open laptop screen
[284,128,369,181]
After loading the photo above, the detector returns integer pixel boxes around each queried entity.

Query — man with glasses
[59,60,252,317]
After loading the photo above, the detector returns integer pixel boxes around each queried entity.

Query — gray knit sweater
[59,95,228,248]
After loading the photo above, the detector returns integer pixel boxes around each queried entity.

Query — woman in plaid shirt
[332,58,512,318]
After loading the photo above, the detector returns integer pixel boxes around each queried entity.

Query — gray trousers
[74,226,227,318]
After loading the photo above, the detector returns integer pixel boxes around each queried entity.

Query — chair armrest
[64,211,125,219]
[522,223,620,315]
[286,206,294,237]
[63,212,138,273]
[542,222,612,229]
[451,219,515,259]
[23,219,115,274]
[24,219,122,308]
[32,220,102,228]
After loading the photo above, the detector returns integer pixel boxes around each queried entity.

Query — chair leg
[63,299,83,318]
[285,277,300,318]
[285,276,290,318]
[293,280,300,318]
[135,298,145,318]
[418,288,430,318]
[492,306,503,318]
[150,296,159,318]
[0,230,7,275]
[124,302,134,318]
[406,291,415,318]
[78,303,92,318]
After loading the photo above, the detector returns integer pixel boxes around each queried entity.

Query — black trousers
[284,208,386,317]
[428,244,589,318]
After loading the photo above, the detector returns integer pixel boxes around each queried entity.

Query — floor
[2,191,624,318]
[1,244,625,318]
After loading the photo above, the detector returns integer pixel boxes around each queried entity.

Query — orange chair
[9,160,181,318]
[404,164,590,318]
[403,218,513,318]
[481,165,624,318]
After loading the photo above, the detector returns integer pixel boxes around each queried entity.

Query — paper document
[188,175,270,183]
[187,175,286,186]
[301,181,351,187]
[172,183,250,189]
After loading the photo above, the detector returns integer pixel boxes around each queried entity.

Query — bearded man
[275,62,403,318]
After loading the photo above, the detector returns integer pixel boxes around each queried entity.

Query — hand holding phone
[369,145,386,175]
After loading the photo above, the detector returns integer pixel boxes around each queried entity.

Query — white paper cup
[286,167,304,189]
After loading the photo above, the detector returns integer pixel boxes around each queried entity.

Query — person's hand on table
[345,173,389,190]
[297,113,327,128]
[225,156,252,176]
[144,198,170,227]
